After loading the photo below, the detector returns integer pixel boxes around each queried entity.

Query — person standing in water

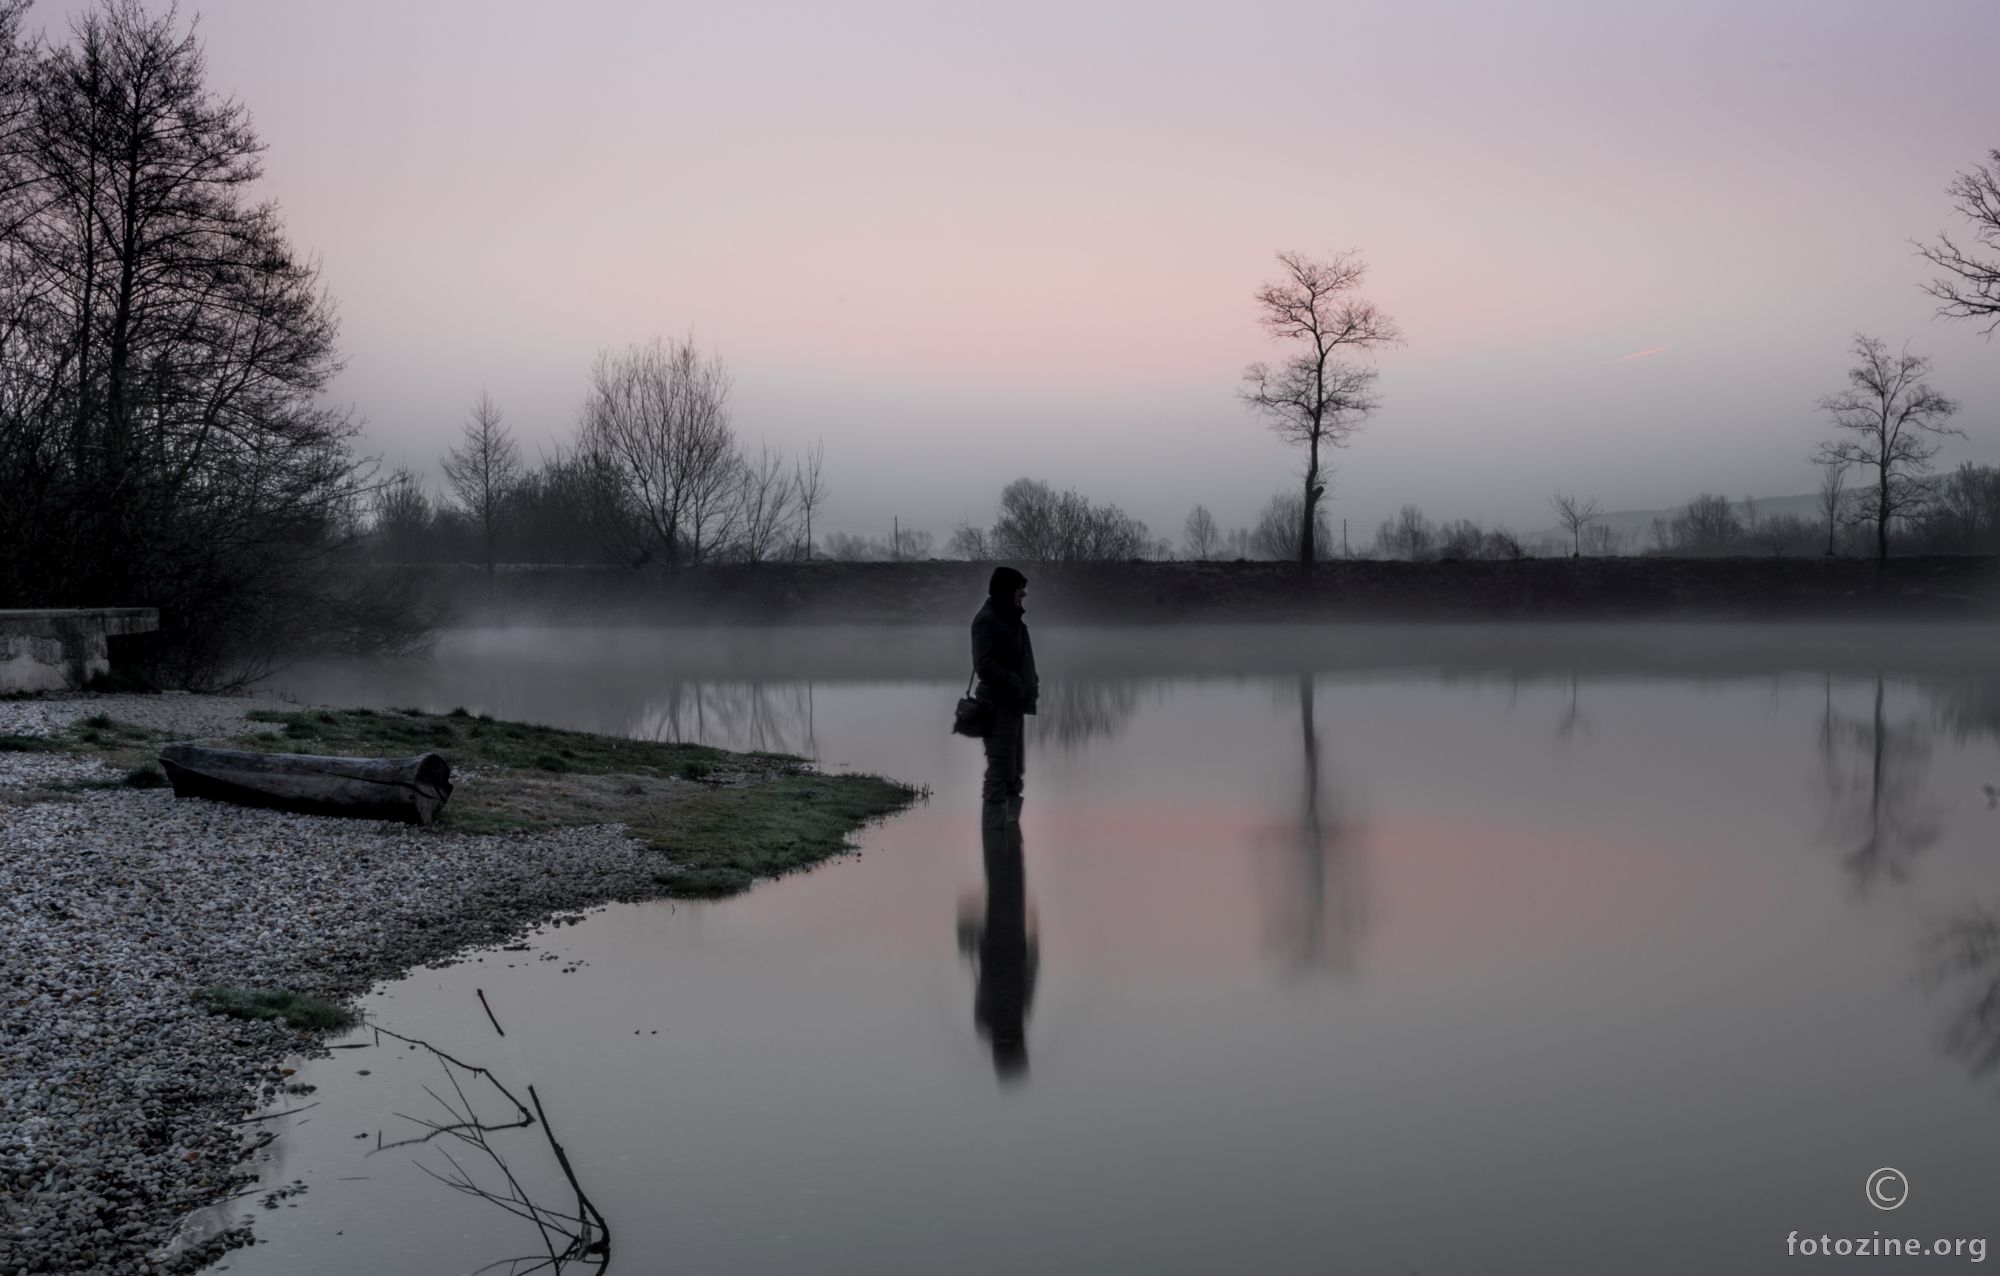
[971,565,1037,824]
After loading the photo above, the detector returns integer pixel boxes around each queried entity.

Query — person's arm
[972,615,1022,695]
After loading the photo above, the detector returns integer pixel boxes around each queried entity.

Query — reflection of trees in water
[1555,671,1590,742]
[1028,679,1149,750]
[1817,675,1942,890]
[618,677,1147,758]
[1255,675,1367,975]
[630,681,818,756]
[955,815,1039,1083]
[1924,909,2000,1081]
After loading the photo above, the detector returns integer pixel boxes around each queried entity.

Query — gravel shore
[0,694,675,1275]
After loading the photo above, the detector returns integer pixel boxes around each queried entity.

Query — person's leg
[1005,712,1026,820]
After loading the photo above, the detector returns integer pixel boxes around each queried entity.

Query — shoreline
[0,693,913,1274]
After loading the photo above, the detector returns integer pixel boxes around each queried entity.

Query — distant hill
[1526,492,1824,549]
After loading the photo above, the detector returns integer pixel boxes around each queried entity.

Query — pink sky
[35,0,2000,540]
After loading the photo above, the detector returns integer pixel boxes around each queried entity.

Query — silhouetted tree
[441,390,521,580]
[1813,335,1961,562]
[1183,504,1220,560]
[1918,149,2000,335]
[1817,459,1849,556]
[734,441,799,562]
[1252,490,1331,560]
[1372,504,1435,561]
[792,438,826,560]
[1670,493,1743,556]
[577,336,739,566]
[371,470,435,563]
[0,0,394,683]
[988,477,1147,561]
[947,521,992,561]
[1241,251,1402,563]
[1549,492,1603,557]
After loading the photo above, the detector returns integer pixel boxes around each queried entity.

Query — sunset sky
[35,0,2000,542]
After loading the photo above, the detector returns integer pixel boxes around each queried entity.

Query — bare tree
[989,477,1147,562]
[1917,149,2000,334]
[1373,504,1436,561]
[947,521,992,560]
[0,1,392,684]
[371,469,434,563]
[1813,334,1962,561]
[1183,505,1220,560]
[792,438,826,560]
[1241,251,1402,563]
[1670,493,1744,555]
[890,522,933,560]
[577,336,739,567]
[734,441,798,563]
[1253,490,1332,560]
[1549,492,1603,557]
[1816,458,1848,556]
[440,391,522,580]
[1583,523,1628,557]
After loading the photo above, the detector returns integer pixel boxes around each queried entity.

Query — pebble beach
[0,695,669,1275]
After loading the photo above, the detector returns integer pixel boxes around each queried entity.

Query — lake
[205,623,2000,1274]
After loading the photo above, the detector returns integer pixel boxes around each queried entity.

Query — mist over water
[225,623,2000,1274]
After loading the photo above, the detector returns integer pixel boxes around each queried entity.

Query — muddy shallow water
[209,625,2000,1274]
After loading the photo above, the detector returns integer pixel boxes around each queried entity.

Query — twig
[478,988,506,1037]
[529,1084,611,1256]
[224,1102,318,1125]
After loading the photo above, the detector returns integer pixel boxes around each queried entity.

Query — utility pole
[893,515,900,562]
[1342,518,1349,559]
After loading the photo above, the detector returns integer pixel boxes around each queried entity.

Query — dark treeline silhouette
[373,341,829,570]
[0,1,430,684]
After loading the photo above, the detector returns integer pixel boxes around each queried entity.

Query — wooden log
[158,744,453,826]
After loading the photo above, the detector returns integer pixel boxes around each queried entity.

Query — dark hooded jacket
[972,567,1038,714]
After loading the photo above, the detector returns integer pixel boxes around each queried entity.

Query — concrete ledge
[0,608,160,692]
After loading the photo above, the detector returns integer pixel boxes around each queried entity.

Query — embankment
[414,556,2000,626]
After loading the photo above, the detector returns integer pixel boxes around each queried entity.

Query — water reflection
[630,681,820,756]
[957,814,1040,1083]
[1028,679,1146,750]
[1818,675,1943,891]
[1925,909,2000,1082]
[1256,676,1367,975]
[1555,671,1590,742]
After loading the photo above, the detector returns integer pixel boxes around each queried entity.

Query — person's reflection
[957,812,1039,1083]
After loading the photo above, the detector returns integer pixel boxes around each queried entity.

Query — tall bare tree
[441,390,521,580]
[1918,149,2000,334]
[1242,251,1402,563]
[1813,335,1961,561]
[792,438,826,560]
[1816,458,1848,556]
[1549,492,1603,557]
[577,336,739,567]
[0,0,386,684]
[1183,505,1220,560]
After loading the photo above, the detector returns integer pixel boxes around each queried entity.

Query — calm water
[205,625,2000,1274]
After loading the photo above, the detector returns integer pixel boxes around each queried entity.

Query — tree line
[371,340,828,573]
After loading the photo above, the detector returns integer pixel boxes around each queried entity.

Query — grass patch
[228,708,919,900]
[3,717,170,772]
[123,764,167,789]
[197,986,356,1031]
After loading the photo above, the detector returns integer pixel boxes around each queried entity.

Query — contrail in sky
[1596,344,1671,366]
